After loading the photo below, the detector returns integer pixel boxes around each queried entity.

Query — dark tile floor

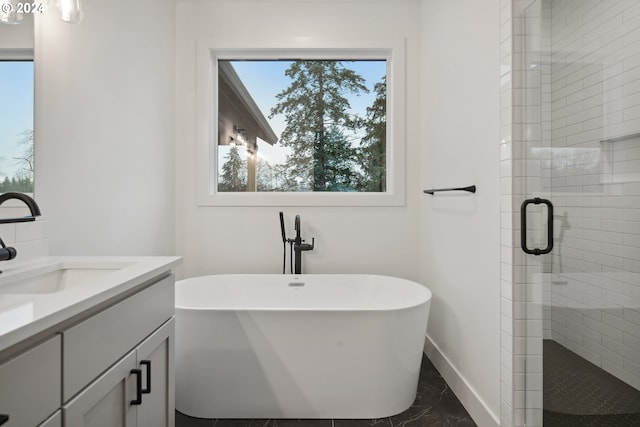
[176,354,476,426]
[543,340,640,427]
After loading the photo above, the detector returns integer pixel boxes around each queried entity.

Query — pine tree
[0,176,10,192]
[272,164,298,192]
[270,61,368,191]
[358,76,386,192]
[322,126,358,191]
[0,129,34,193]
[256,157,277,191]
[218,146,246,192]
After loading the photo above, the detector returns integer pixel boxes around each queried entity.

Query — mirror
[0,14,34,193]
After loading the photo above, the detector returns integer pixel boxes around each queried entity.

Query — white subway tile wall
[500,0,514,425]
[0,220,48,269]
[501,0,533,424]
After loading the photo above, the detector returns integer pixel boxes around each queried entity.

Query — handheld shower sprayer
[280,211,286,244]
[279,212,294,274]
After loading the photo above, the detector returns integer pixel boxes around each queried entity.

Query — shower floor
[543,339,640,426]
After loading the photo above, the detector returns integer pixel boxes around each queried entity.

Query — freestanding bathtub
[175,274,431,419]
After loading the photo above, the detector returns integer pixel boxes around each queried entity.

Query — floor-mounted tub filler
[175,274,431,419]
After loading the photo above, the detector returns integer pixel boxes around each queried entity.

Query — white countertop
[0,256,182,354]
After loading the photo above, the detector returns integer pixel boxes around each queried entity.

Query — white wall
[0,14,33,50]
[33,0,176,256]
[420,1,502,426]
[175,0,422,280]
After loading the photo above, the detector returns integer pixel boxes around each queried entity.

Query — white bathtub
[175,274,431,419]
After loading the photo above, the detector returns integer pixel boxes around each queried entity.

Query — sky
[0,61,33,179]
[223,59,386,167]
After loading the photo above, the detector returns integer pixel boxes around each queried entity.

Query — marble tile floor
[176,354,477,427]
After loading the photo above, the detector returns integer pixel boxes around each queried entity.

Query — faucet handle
[299,237,315,251]
[0,238,17,262]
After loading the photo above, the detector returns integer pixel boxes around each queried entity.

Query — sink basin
[0,262,133,294]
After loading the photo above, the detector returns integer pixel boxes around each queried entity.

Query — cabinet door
[136,319,174,427]
[63,350,138,427]
[0,336,61,427]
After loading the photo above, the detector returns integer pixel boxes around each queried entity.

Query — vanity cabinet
[64,319,174,427]
[0,271,175,427]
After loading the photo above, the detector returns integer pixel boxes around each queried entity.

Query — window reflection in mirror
[0,60,34,193]
[217,59,386,193]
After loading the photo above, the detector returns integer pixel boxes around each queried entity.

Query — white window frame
[196,38,406,206]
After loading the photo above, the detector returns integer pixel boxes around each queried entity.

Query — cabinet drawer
[63,275,174,402]
[0,336,61,427]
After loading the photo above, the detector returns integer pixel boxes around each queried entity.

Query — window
[217,59,387,193]
[197,43,405,206]
[0,60,34,193]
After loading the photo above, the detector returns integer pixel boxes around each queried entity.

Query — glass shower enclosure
[520,0,640,425]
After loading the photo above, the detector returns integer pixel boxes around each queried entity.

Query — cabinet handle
[130,368,143,405]
[140,360,151,394]
[0,415,8,426]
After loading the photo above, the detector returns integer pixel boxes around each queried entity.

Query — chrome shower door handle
[521,197,554,255]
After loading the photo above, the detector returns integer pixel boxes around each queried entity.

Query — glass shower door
[520,0,640,425]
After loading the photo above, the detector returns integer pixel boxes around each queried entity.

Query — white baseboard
[424,336,500,427]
